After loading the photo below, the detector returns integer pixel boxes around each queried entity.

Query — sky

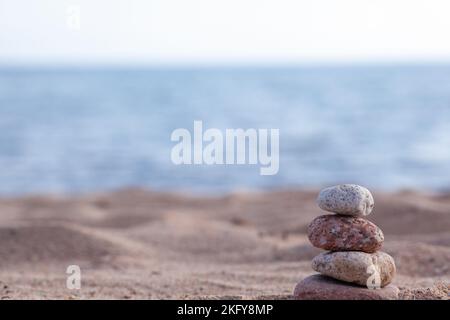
[1,0,450,66]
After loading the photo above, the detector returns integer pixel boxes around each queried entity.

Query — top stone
[317,184,374,216]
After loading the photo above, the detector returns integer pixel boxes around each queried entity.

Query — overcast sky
[1,0,450,66]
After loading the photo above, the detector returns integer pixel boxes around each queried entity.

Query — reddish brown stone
[307,215,384,253]
[293,274,399,300]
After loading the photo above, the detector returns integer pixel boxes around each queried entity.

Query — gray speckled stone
[293,274,399,300]
[317,184,374,216]
[312,251,396,287]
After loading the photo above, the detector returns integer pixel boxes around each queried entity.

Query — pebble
[307,215,384,253]
[317,184,374,216]
[311,251,396,287]
[293,274,399,300]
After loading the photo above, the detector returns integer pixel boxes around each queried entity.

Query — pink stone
[293,274,399,300]
[307,215,384,253]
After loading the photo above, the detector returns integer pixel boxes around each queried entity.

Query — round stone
[293,274,399,300]
[307,215,384,253]
[317,184,374,216]
[311,251,396,287]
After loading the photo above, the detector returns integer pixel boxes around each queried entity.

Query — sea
[1,65,450,195]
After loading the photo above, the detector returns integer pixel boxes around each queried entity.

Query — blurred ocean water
[1,65,450,195]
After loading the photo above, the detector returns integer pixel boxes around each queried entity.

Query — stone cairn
[294,184,399,300]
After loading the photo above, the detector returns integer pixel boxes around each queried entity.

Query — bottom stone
[293,274,399,300]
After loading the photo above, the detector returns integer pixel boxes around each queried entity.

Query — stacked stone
[294,184,399,300]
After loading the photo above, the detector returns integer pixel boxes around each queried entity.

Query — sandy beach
[0,188,448,300]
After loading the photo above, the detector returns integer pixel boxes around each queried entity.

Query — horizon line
[2,59,450,70]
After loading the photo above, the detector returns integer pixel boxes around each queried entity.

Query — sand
[0,188,448,300]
